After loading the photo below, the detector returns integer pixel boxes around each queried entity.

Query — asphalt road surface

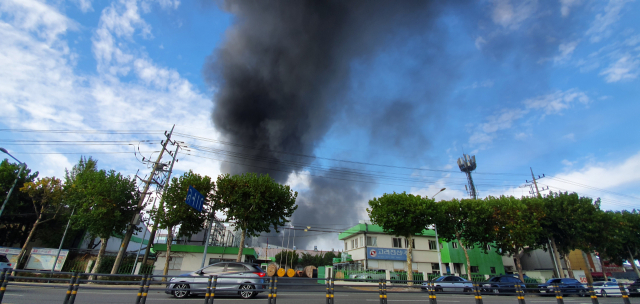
[3,284,640,304]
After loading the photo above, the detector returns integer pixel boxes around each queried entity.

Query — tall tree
[151,171,215,277]
[0,159,38,247]
[487,195,545,283]
[16,177,65,268]
[216,173,298,263]
[67,167,139,277]
[620,210,640,278]
[367,192,438,285]
[435,198,495,280]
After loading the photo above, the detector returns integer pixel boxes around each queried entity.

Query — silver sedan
[422,275,474,293]
[166,262,266,299]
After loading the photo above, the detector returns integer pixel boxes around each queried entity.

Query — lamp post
[432,188,446,276]
[0,148,26,218]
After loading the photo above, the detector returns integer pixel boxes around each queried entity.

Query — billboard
[0,247,21,265]
[25,248,69,271]
[367,247,407,261]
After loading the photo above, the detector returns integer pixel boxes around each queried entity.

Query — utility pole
[111,125,175,275]
[140,141,181,267]
[528,168,561,278]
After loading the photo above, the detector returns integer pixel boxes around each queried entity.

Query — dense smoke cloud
[204,0,584,249]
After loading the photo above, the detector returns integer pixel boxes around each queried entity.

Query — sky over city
[1,0,639,250]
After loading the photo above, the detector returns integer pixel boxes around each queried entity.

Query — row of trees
[0,156,298,277]
[368,191,640,285]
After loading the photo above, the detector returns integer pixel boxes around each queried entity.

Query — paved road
[3,284,640,304]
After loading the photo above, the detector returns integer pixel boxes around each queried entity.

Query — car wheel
[493,288,500,294]
[463,288,471,293]
[239,284,257,299]
[435,287,443,292]
[579,289,586,297]
[173,283,190,298]
[601,289,607,297]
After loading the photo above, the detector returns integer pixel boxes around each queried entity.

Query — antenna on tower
[457,154,478,199]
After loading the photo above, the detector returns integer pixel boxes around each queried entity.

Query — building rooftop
[338,223,436,240]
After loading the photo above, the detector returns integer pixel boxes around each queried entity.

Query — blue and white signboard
[367,247,407,261]
[185,185,204,212]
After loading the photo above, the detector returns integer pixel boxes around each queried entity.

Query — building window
[452,242,458,249]
[367,236,377,246]
[487,244,491,251]
[360,237,364,248]
[355,238,358,248]
[351,239,355,249]
[404,239,415,249]
[431,263,440,273]
[344,241,347,251]
[392,238,402,248]
[470,266,479,273]
[429,240,437,250]
[490,267,496,274]
[465,244,473,250]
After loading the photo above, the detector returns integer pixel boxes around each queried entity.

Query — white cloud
[0,0,223,185]
[586,0,633,43]
[72,0,94,13]
[599,55,640,82]
[469,89,589,146]
[553,40,580,64]
[541,151,640,210]
[490,0,538,30]
[465,79,494,89]
[514,132,528,140]
[285,171,313,192]
[475,36,487,50]
[560,0,581,17]
[562,133,575,141]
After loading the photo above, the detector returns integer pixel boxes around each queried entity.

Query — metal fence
[0,268,636,304]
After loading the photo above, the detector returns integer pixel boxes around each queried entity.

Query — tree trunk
[87,236,96,250]
[563,253,575,278]
[16,214,42,270]
[628,247,640,278]
[407,235,413,286]
[599,255,608,282]
[581,250,594,284]
[89,237,108,281]
[162,227,174,280]
[457,232,472,281]
[514,249,525,283]
[550,236,565,278]
[236,229,246,262]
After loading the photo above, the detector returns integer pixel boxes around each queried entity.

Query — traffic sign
[185,185,204,212]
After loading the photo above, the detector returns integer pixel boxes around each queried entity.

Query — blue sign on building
[185,185,204,212]
[367,247,407,261]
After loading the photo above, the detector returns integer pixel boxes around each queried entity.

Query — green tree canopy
[66,166,139,276]
[151,170,216,276]
[367,192,438,285]
[0,159,38,246]
[216,173,298,262]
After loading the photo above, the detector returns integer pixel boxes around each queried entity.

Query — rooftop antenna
[457,154,478,199]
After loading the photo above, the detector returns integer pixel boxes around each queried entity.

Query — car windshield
[0,256,8,263]
[435,276,448,282]
[546,279,562,284]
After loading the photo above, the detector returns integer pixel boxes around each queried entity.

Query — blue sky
[1,0,639,249]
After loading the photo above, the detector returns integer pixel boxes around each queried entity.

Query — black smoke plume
[204,0,584,250]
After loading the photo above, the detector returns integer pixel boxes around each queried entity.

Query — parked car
[538,278,588,297]
[594,281,626,297]
[482,275,524,294]
[166,262,266,299]
[422,275,473,293]
[628,278,640,297]
[348,269,398,282]
[0,255,12,271]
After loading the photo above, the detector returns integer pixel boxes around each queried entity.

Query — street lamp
[432,188,446,276]
[0,148,26,218]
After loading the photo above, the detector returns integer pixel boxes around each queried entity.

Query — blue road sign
[185,185,204,212]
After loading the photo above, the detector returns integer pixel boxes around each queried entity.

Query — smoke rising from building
[204,0,585,249]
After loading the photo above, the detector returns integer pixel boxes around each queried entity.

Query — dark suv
[629,278,640,297]
[538,278,588,297]
[482,275,524,294]
[166,262,266,299]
